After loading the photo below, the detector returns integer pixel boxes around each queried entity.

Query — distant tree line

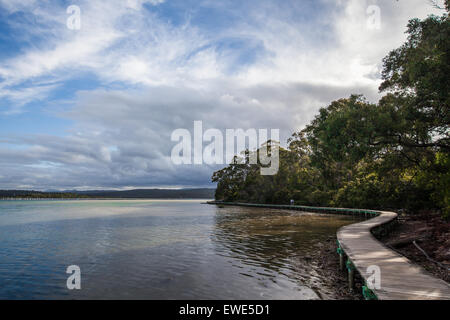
[0,188,216,199]
[212,5,450,217]
[0,190,92,199]
[73,188,216,199]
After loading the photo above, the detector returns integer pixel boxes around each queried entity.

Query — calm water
[0,200,362,299]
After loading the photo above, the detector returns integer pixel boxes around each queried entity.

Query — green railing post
[346,259,355,290]
[362,286,378,300]
[337,240,346,272]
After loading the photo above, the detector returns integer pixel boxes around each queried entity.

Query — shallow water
[0,200,362,299]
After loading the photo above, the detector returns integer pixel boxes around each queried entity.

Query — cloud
[0,0,167,110]
[0,80,383,189]
[0,0,444,189]
[0,84,59,114]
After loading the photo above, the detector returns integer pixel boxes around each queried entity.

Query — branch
[413,240,450,271]
[427,0,446,10]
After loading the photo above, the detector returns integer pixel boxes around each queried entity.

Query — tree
[379,9,449,152]
[211,5,450,216]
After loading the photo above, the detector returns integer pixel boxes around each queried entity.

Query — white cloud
[0,0,444,189]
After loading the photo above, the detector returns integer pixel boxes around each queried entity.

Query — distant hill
[75,188,215,199]
[0,188,215,199]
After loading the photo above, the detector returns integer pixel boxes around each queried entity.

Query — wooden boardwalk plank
[337,210,450,300]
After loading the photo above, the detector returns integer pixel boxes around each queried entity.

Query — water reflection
[211,206,363,298]
[0,200,363,300]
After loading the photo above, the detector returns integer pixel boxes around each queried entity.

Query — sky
[0,0,444,190]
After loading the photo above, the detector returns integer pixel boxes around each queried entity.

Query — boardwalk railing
[207,201,450,300]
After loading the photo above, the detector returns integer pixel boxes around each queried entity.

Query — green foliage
[212,8,450,217]
[435,153,450,218]
[379,11,449,153]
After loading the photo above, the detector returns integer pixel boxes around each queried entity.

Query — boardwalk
[337,210,450,300]
[207,201,450,300]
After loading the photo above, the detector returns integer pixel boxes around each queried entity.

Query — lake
[0,200,362,299]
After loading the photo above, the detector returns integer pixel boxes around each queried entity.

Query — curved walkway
[337,210,450,300]
[207,201,450,300]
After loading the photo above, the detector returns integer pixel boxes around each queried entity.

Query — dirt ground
[377,211,450,283]
[313,237,364,300]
